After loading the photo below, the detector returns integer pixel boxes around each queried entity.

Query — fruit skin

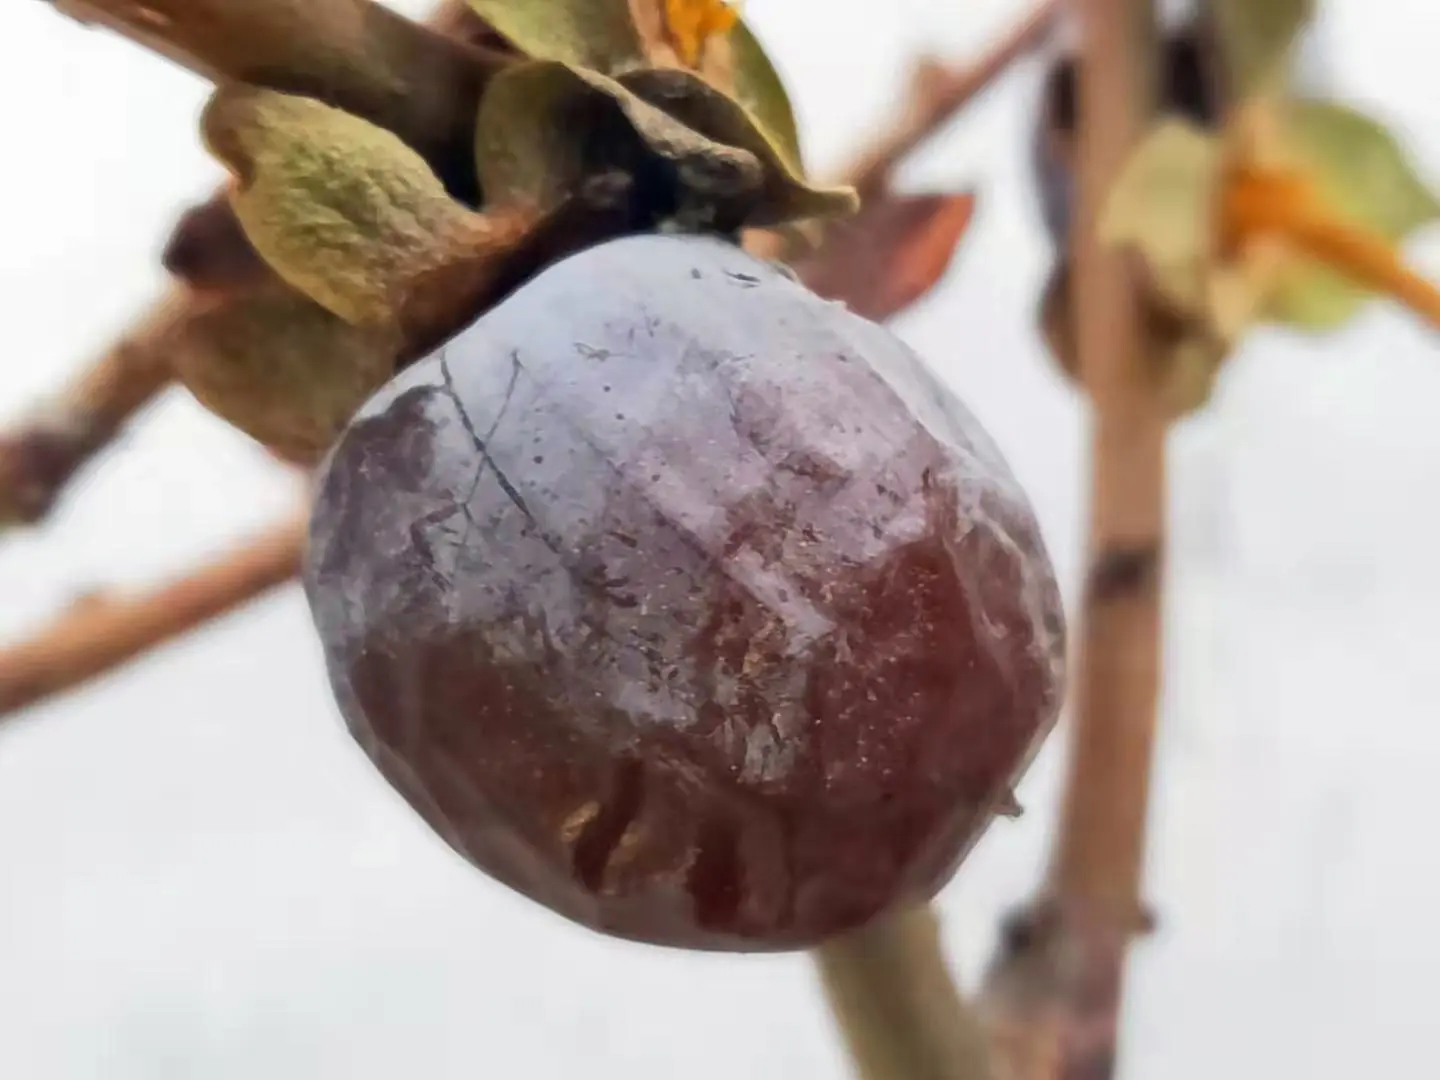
[304,233,1066,951]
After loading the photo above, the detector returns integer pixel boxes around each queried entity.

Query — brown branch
[841,0,1065,197]
[818,905,995,1080]
[746,0,1061,266]
[41,0,509,194]
[3,1,513,530]
[0,291,183,526]
[979,1,1165,1078]
[0,513,306,720]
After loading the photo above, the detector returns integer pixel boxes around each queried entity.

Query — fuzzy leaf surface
[202,85,482,329]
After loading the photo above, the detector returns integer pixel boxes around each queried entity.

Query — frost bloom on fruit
[304,234,1066,951]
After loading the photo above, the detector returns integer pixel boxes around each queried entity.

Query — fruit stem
[816,906,994,1080]
[1224,168,1440,331]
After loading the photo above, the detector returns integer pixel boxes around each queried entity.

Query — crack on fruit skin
[305,234,1067,950]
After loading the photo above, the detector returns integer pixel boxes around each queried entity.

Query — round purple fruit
[304,233,1066,951]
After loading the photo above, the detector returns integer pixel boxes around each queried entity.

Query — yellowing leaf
[1099,119,1225,317]
[1265,99,1440,328]
[1211,0,1315,100]
[201,85,482,330]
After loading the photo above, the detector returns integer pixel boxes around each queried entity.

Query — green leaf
[1211,0,1315,99]
[201,85,481,330]
[1266,98,1440,329]
[475,60,854,231]
[727,20,804,173]
[1280,100,1440,238]
[1099,119,1225,317]
[465,0,646,73]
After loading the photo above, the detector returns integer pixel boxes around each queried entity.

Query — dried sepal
[169,282,395,465]
[618,66,855,225]
[475,61,854,232]
[467,0,808,173]
[202,85,494,331]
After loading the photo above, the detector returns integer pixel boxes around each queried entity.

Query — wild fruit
[304,232,1066,951]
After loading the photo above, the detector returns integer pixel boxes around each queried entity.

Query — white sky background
[1,1,1439,1076]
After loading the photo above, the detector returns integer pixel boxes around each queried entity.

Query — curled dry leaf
[618,67,854,225]
[474,61,855,232]
[788,191,978,321]
[466,0,808,172]
[474,59,760,216]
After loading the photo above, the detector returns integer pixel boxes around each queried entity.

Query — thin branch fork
[842,0,1065,197]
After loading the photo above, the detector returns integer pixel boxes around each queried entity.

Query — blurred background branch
[980,2,1166,1078]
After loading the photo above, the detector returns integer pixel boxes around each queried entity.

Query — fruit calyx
[173,0,856,461]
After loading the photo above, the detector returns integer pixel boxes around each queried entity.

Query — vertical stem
[980,3,1164,1079]
[817,905,993,1080]
[1051,0,1164,920]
